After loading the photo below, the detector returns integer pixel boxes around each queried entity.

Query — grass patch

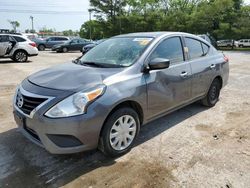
[218,47,250,51]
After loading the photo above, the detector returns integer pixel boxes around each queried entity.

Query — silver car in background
[13,32,229,157]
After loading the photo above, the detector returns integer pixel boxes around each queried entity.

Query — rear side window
[57,37,67,41]
[13,36,26,42]
[185,38,203,59]
[150,37,184,63]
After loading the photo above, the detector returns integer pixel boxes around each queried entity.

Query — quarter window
[185,38,203,59]
[201,43,209,55]
[150,37,184,63]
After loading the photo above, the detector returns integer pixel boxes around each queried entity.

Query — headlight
[45,86,105,118]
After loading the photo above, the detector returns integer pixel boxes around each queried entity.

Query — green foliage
[8,20,20,32]
[79,0,250,40]
[62,30,79,36]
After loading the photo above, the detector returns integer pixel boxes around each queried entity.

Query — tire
[201,79,221,107]
[38,44,45,51]
[99,107,140,157]
[62,47,68,53]
[13,50,28,62]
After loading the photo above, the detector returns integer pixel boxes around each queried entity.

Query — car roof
[114,31,192,38]
[0,33,29,40]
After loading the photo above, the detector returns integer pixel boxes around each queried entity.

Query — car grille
[16,91,48,115]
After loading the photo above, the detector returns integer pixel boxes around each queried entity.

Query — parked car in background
[237,39,250,47]
[35,36,69,51]
[82,39,106,54]
[51,38,92,52]
[217,40,237,47]
[0,33,38,62]
[22,33,38,40]
[13,32,229,157]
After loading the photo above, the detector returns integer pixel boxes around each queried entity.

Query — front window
[149,37,184,64]
[78,37,153,67]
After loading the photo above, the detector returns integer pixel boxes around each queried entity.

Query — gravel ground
[0,51,249,188]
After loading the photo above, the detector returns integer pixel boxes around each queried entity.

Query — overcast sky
[0,0,249,32]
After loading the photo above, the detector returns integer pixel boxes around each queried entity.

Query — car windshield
[78,37,153,67]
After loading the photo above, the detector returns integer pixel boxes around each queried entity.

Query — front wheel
[201,79,221,107]
[38,44,45,51]
[99,107,140,157]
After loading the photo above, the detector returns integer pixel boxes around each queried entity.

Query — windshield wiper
[78,61,126,68]
[80,61,106,67]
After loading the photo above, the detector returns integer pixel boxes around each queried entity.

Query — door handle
[210,64,216,69]
[180,71,188,78]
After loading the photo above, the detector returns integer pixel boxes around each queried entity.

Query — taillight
[224,55,229,63]
[29,43,36,47]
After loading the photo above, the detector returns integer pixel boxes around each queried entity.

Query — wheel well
[214,76,223,89]
[13,49,28,56]
[99,100,144,137]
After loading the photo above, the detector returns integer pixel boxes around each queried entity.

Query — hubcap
[209,85,217,101]
[109,115,137,151]
[16,52,26,62]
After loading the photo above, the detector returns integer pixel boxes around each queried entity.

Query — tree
[80,20,105,39]
[8,20,20,32]
[83,0,250,40]
[25,29,36,33]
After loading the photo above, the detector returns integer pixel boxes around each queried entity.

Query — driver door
[70,39,79,50]
[144,36,192,119]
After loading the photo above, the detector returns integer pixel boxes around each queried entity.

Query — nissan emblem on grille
[17,93,24,108]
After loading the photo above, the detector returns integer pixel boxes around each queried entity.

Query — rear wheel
[62,47,68,53]
[13,50,28,62]
[201,79,221,107]
[99,107,140,157]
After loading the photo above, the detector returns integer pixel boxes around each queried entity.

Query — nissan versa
[13,32,229,157]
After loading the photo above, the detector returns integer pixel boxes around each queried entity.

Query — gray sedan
[13,32,229,157]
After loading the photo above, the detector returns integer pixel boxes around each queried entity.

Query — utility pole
[88,9,92,40]
[30,16,34,33]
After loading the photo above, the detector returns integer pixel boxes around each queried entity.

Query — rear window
[13,36,26,42]
[185,38,203,59]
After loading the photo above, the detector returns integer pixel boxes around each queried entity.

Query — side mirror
[148,58,170,70]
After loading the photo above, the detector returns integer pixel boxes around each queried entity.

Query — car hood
[28,63,123,92]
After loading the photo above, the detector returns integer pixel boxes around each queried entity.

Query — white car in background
[0,33,38,62]
[238,39,250,47]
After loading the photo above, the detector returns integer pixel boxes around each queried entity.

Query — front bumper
[13,81,109,154]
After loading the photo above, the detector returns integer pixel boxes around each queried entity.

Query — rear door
[247,39,250,47]
[0,35,10,56]
[145,36,192,118]
[184,37,215,98]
